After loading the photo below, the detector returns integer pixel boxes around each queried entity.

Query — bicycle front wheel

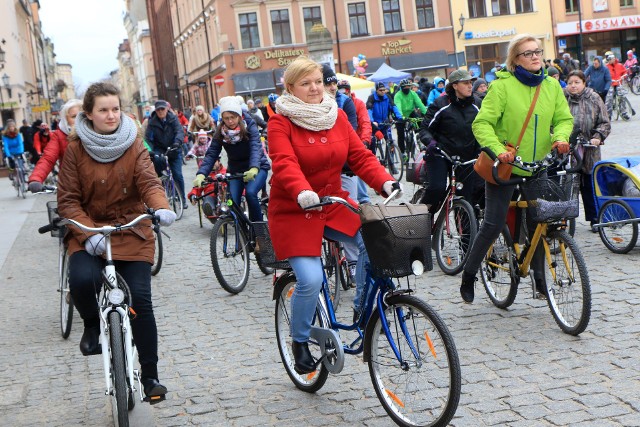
[434,199,477,275]
[151,227,163,276]
[165,181,184,220]
[481,226,518,309]
[385,142,404,181]
[544,230,591,336]
[59,248,73,339]
[621,97,633,121]
[366,294,461,427]
[597,199,638,253]
[210,216,250,294]
[109,311,129,427]
[631,76,640,95]
[274,274,330,393]
[321,240,341,309]
[410,187,425,205]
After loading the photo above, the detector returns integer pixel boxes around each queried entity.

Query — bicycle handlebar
[304,184,401,211]
[430,146,477,167]
[39,211,157,235]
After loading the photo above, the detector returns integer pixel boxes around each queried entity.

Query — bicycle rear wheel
[210,216,250,294]
[434,199,477,275]
[59,247,73,339]
[597,199,638,253]
[631,76,640,95]
[385,142,404,181]
[544,230,591,335]
[274,274,330,393]
[481,226,518,309]
[410,187,425,205]
[151,227,163,276]
[365,294,461,427]
[109,311,129,427]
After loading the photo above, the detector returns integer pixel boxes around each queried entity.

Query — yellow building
[450,0,555,79]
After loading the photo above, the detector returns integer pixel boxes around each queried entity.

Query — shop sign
[0,101,18,109]
[593,0,608,12]
[263,48,306,66]
[465,28,517,40]
[557,14,640,36]
[245,55,261,70]
[381,39,412,55]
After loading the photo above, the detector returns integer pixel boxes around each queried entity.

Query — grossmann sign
[557,15,640,36]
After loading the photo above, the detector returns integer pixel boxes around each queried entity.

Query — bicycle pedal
[144,394,166,405]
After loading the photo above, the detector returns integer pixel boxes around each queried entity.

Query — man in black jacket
[418,69,484,214]
[145,100,188,209]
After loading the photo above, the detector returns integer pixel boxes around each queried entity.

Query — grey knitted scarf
[75,112,137,163]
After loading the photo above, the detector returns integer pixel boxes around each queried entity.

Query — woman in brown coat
[57,82,176,402]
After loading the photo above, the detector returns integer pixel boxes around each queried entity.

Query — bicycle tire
[60,248,73,339]
[151,227,163,276]
[481,225,518,309]
[109,311,129,427]
[631,76,640,95]
[255,205,274,275]
[434,199,478,276]
[321,240,341,310]
[621,97,633,121]
[597,199,638,254]
[210,216,250,294]
[337,248,352,291]
[410,187,425,205]
[274,274,330,393]
[385,142,404,181]
[544,230,591,335]
[365,294,461,427]
[165,180,184,220]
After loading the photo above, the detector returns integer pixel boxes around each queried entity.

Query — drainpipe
[331,0,343,72]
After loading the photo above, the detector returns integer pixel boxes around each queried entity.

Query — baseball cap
[155,100,170,110]
[447,69,474,84]
[375,82,386,90]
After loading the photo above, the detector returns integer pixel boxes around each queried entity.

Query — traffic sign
[213,75,225,86]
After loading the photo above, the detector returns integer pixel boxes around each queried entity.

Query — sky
[38,0,128,91]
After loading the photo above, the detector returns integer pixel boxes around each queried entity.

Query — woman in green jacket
[460,34,574,304]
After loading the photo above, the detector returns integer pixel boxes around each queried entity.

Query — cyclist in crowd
[188,105,215,134]
[210,102,220,124]
[264,93,278,121]
[19,119,35,165]
[192,96,270,222]
[472,78,488,103]
[246,99,267,130]
[418,69,484,216]
[145,99,188,209]
[27,99,82,192]
[255,98,268,122]
[605,51,633,120]
[267,56,397,374]
[2,119,24,178]
[33,123,52,158]
[624,49,638,70]
[412,82,428,106]
[394,79,427,154]
[547,66,567,88]
[564,70,611,232]
[57,82,176,403]
[462,34,573,304]
[584,56,611,103]
[427,77,446,106]
[366,82,403,145]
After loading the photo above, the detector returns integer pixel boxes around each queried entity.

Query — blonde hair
[506,34,541,72]
[283,56,322,92]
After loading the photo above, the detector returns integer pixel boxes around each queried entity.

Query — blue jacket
[2,133,24,157]
[197,115,270,175]
[585,57,612,94]
[366,92,402,124]
[145,111,185,152]
[210,105,220,124]
[427,77,446,106]
[335,92,358,130]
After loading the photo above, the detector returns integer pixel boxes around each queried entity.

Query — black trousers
[68,251,159,379]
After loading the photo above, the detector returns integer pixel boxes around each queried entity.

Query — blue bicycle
[266,194,461,427]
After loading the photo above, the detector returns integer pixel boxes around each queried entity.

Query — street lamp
[2,73,11,98]
[228,42,235,67]
[457,14,466,39]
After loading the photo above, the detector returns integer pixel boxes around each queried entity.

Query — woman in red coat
[27,99,82,192]
[268,57,396,374]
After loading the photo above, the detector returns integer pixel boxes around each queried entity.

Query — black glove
[171,143,181,150]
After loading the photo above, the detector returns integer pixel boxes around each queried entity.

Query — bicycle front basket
[359,203,432,278]
[522,173,580,223]
[252,221,291,270]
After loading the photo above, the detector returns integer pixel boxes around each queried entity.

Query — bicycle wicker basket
[359,203,433,278]
[46,200,64,238]
[521,173,579,223]
[252,221,291,269]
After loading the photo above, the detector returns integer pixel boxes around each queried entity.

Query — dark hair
[567,70,586,83]
[82,82,121,114]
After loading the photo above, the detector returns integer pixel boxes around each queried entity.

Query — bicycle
[479,147,591,336]
[159,147,185,220]
[371,120,404,181]
[208,173,272,294]
[411,147,478,275]
[320,237,354,310]
[190,173,228,228]
[10,154,28,199]
[403,117,423,162]
[150,219,171,277]
[38,210,164,426]
[266,192,461,427]
[610,79,635,121]
[628,65,640,95]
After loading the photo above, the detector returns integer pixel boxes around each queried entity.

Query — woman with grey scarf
[564,70,611,232]
[57,82,176,403]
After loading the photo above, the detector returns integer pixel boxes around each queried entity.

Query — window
[491,0,510,15]
[271,9,292,45]
[565,0,578,13]
[416,0,434,29]
[515,0,534,13]
[382,0,402,33]
[621,0,633,6]
[348,3,368,37]
[303,6,323,37]
[468,0,487,18]
[239,12,260,49]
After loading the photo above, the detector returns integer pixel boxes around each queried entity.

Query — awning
[389,50,450,72]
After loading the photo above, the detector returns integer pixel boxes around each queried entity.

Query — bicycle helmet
[399,79,413,88]
[337,79,351,90]
[268,93,279,103]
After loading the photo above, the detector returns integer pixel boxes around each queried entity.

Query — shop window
[239,12,260,49]
[465,42,509,76]
[491,0,510,15]
[416,0,434,29]
[271,9,292,45]
[303,6,323,37]
[382,0,402,33]
[621,0,633,7]
[468,0,487,18]
[565,0,578,13]
[348,3,369,37]
[194,90,201,107]
[515,0,534,13]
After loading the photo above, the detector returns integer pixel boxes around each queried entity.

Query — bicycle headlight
[456,182,464,191]
[109,288,125,305]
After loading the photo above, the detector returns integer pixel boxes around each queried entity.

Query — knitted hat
[547,66,560,77]
[218,96,242,116]
[472,78,487,92]
[322,64,337,85]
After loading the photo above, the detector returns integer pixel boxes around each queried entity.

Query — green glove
[243,167,259,182]
[193,174,206,188]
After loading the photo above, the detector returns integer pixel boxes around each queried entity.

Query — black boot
[79,326,101,356]
[141,377,167,405]
[460,273,476,304]
[292,341,315,374]
[535,279,547,300]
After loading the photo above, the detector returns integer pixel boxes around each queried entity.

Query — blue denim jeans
[228,169,268,222]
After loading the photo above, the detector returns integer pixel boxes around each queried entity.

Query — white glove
[85,234,106,256]
[382,181,403,199]
[155,209,177,227]
[297,190,321,211]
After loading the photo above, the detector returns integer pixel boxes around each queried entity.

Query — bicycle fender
[272,271,297,300]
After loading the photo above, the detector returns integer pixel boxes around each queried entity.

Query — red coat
[29,129,68,183]
[607,60,627,86]
[267,110,393,260]
[351,93,372,143]
[34,131,52,154]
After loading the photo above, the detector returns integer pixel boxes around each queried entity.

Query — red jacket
[267,110,393,260]
[607,60,627,86]
[34,131,52,154]
[351,93,372,144]
[29,129,68,183]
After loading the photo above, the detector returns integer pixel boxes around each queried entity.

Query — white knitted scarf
[275,92,338,131]
[75,112,138,163]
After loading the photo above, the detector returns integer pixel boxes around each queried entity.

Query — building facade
[55,63,75,103]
